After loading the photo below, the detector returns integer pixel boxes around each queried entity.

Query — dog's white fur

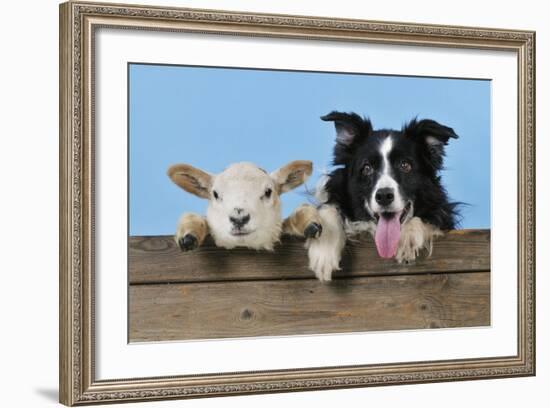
[169,161,312,251]
[368,136,442,263]
[370,136,407,215]
[306,204,346,282]
[308,179,443,280]
[344,219,376,236]
[305,175,346,281]
[395,216,443,263]
[314,174,331,204]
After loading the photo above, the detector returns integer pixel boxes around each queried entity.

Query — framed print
[59,1,536,405]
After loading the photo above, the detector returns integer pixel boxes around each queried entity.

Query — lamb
[168,161,323,251]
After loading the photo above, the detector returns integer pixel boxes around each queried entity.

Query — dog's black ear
[404,118,458,170]
[321,111,372,165]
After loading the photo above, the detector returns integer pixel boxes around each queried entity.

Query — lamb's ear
[321,111,372,165]
[404,119,458,170]
[167,164,212,199]
[271,160,313,194]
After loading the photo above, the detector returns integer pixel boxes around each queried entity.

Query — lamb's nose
[230,214,250,228]
[375,188,395,207]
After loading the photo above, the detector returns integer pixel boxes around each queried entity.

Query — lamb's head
[168,161,312,250]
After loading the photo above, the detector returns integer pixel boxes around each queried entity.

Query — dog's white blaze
[375,136,398,192]
[370,135,406,213]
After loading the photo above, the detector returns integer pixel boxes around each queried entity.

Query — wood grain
[129,229,490,284]
[129,271,490,342]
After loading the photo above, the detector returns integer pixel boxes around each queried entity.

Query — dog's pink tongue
[374,212,402,259]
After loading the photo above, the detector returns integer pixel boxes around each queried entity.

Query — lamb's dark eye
[213,190,219,200]
[362,163,374,176]
[264,188,272,199]
[399,160,412,173]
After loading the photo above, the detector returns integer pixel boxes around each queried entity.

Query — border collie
[307,111,460,281]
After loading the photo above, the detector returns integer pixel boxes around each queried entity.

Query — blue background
[129,63,491,236]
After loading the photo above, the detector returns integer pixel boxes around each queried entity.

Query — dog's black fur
[321,111,460,231]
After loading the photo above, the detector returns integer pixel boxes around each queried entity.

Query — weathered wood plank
[129,271,490,342]
[129,229,490,284]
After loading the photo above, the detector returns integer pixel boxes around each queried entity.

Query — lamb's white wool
[306,205,346,282]
[169,160,312,251]
[396,216,443,263]
[207,162,282,250]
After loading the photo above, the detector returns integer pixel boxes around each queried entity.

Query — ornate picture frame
[59,1,535,405]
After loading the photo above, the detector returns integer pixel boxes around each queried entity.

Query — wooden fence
[129,229,490,342]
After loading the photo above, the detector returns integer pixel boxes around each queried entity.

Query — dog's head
[168,161,312,250]
[322,111,458,258]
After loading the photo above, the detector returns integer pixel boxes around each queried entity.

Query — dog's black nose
[375,188,395,206]
[230,214,250,228]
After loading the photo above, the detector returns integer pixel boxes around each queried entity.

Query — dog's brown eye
[213,190,219,200]
[362,163,374,176]
[399,160,412,173]
[264,188,272,199]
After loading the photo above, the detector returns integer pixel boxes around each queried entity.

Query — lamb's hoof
[178,234,198,251]
[304,222,323,239]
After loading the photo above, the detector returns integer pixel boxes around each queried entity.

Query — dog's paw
[305,204,345,282]
[396,227,423,264]
[177,234,198,252]
[395,217,436,264]
[307,241,340,282]
[396,242,419,264]
[304,222,323,239]
[310,256,335,282]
